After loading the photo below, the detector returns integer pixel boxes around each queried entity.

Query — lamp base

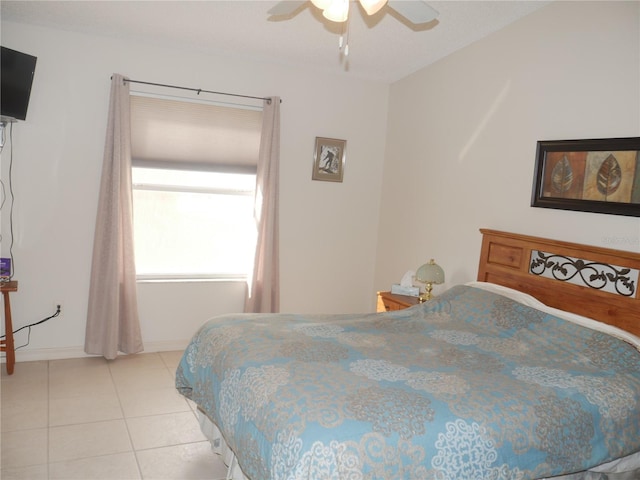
[419,282,434,303]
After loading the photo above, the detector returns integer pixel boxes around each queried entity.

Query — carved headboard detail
[477,229,640,338]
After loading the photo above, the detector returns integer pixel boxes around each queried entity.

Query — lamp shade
[415,259,445,285]
[310,0,332,9]
[359,0,388,15]
[323,0,349,22]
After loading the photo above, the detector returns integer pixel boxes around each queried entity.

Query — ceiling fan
[268,0,439,57]
[268,0,439,27]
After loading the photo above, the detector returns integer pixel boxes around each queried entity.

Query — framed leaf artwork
[531,137,640,217]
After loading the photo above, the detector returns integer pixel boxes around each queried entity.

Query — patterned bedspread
[175,285,640,480]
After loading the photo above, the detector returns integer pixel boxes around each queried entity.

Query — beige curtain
[85,74,143,359]
[245,97,280,313]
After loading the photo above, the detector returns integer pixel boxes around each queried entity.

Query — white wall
[375,1,640,294]
[0,22,389,360]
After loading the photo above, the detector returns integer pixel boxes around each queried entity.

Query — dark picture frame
[531,137,640,217]
[312,137,346,182]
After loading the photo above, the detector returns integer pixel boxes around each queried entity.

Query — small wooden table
[1,280,18,375]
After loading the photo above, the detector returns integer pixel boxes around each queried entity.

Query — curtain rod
[112,77,280,104]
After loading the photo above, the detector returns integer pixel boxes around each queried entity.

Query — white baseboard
[2,340,190,363]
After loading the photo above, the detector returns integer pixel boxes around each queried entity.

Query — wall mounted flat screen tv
[1,46,37,121]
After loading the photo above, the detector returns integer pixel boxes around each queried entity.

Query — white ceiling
[1,0,550,83]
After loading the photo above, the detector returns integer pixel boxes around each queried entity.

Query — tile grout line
[108,357,144,480]
[46,359,50,479]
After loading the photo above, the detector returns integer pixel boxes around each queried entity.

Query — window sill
[136,276,247,284]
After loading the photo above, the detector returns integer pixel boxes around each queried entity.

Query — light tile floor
[1,351,229,479]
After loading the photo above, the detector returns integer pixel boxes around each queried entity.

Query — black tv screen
[1,46,37,121]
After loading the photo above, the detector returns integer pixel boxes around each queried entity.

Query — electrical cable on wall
[0,121,6,150]
[0,305,61,350]
[0,178,5,248]
[0,121,16,279]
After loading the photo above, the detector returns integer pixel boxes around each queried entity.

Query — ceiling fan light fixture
[310,0,332,10]
[322,0,349,22]
[358,0,387,16]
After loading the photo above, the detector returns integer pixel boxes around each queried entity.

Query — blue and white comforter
[176,285,640,480]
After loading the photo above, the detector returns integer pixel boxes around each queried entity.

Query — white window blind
[130,94,261,280]
[130,94,262,172]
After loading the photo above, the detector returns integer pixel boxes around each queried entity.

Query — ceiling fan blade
[267,1,307,16]
[388,0,439,25]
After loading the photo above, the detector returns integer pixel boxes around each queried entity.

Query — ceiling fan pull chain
[339,11,350,56]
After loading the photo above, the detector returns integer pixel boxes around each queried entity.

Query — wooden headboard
[477,229,640,338]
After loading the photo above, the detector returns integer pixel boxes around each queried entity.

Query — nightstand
[377,291,420,312]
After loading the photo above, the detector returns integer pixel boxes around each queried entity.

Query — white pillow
[466,281,547,308]
[466,281,640,351]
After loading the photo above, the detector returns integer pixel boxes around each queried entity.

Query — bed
[176,229,640,480]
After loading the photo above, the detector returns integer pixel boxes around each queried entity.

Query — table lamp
[415,259,445,302]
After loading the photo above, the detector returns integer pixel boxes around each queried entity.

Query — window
[130,94,262,280]
[132,168,256,279]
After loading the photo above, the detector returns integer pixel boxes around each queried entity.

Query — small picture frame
[531,137,640,217]
[312,137,346,182]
